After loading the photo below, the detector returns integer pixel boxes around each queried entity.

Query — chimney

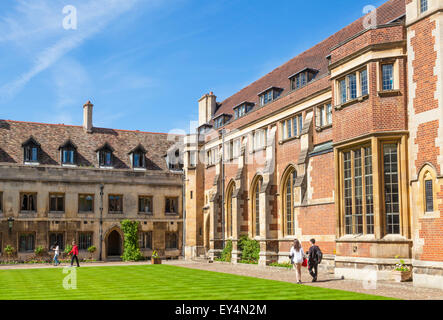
[198,92,217,126]
[83,100,93,133]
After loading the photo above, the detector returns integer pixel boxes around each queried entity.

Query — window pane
[326,104,332,125]
[425,180,434,212]
[365,147,374,234]
[343,152,353,234]
[340,79,347,103]
[360,69,368,96]
[354,150,363,234]
[382,64,394,91]
[348,74,357,100]
[421,0,428,13]
[384,144,400,234]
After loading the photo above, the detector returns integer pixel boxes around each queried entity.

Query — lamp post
[7,217,14,233]
[99,184,104,261]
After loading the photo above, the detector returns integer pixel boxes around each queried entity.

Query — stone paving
[1,259,442,300]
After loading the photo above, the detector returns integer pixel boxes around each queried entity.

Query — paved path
[173,261,443,300]
[1,260,442,300]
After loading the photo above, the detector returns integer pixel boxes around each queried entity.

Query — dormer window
[289,68,318,91]
[234,102,254,119]
[128,144,146,169]
[59,140,77,165]
[22,137,40,163]
[213,114,231,129]
[96,143,114,168]
[259,87,283,106]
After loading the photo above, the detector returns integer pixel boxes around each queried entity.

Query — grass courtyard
[0,264,393,300]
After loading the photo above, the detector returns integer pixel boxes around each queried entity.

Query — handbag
[302,258,308,267]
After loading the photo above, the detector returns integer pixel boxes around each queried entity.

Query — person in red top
[68,240,80,267]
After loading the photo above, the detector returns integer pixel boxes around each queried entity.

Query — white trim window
[253,129,267,151]
[420,0,428,13]
[233,138,241,158]
[206,148,218,166]
[317,103,332,127]
[282,114,303,140]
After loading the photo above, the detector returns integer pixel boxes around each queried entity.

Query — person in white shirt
[290,239,305,284]
[52,241,60,266]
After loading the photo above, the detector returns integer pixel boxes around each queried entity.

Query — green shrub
[87,246,97,254]
[34,246,44,256]
[270,262,292,269]
[238,235,260,263]
[120,220,143,262]
[64,245,72,255]
[220,240,232,262]
[4,245,14,258]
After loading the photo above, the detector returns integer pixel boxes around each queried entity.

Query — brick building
[0,101,184,261]
[183,0,443,289]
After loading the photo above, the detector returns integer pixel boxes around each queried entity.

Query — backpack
[315,246,323,264]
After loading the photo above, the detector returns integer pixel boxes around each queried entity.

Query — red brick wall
[310,153,334,200]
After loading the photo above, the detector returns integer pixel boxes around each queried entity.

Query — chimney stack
[198,92,217,126]
[83,100,93,133]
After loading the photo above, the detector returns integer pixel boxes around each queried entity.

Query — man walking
[307,238,322,282]
[68,240,80,267]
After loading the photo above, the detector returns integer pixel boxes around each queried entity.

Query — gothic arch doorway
[106,229,122,257]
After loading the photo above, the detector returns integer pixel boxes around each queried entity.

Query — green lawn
[0,264,392,300]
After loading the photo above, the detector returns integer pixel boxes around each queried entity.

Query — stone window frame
[18,232,35,253]
[49,193,65,214]
[280,113,303,142]
[20,192,37,213]
[377,59,400,95]
[418,164,439,217]
[165,232,178,249]
[335,65,369,107]
[336,134,409,239]
[250,175,263,239]
[108,194,123,214]
[78,232,93,251]
[165,197,179,215]
[225,181,236,239]
[48,232,65,251]
[252,127,267,152]
[316,101,333,130]
[138,231,153,250]
[281,165,298,237]
[138,195,154,215]
[78,194,95,213]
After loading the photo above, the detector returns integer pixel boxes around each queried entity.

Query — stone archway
[106,229,123,257]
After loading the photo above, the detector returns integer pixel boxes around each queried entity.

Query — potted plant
[151,250,161,264]
[87,246,97,261]
[392,255,412,282]
[4,245,15,262]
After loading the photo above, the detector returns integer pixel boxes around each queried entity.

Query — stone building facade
[0,102,183,261]
[183,0,443,289]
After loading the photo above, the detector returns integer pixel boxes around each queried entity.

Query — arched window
[226,182,235,238]
[284,168,297,235]
[252,176,263,237]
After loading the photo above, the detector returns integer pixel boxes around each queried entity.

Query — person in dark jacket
[307,238,321,282]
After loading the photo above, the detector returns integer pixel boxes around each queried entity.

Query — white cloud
[0,0,142,102]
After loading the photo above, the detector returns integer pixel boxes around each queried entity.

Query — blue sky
[0,0,387,134]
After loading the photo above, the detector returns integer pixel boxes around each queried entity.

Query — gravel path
[1,260,442,300]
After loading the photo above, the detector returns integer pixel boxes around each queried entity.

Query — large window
[108,195,123,214]
[165,197,178,214]
[78,232,93,250]
[338,68,368,104]
[49,233,64,250]
[381,64,394,91]
[21,193,37,212]
[226,183,235,238]
[233,139,241,158]
[19,233,35,252]
[79,194,94,213]
[342,146,374,235]
[383,144,400,234]
[282,114,303,140]
[139,232,152,249]
[166,232,178,249]
[284,168,297,236]
[420,0,428,13]
[139,196,153,214]
[252,177,263,237]
[206,148,218,166]
[49,193,65,213]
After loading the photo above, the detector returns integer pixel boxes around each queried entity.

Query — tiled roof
[212,0,406,124]
[0,120,181,172]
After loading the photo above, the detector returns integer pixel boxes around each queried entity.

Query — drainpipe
[99,184,104,261]
[182,170,186,258]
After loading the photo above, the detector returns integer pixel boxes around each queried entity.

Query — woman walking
[52,241,60,266]
[290,239,305,284]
